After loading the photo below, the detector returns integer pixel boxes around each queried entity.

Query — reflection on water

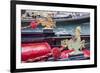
[54,22,90,35]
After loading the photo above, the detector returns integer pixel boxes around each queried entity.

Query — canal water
[22,21,90,36]
[54,21,90,35]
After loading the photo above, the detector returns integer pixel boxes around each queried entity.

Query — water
[54,22,90,35]
[22,21,90,36]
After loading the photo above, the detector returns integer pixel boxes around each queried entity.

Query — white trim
[16,5,94,69]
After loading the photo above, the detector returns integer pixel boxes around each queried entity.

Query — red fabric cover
[30,21,38,29]
[21,42,51,61]
[60,50,74,59]
[82,49,90,58]
[51,47,61,60]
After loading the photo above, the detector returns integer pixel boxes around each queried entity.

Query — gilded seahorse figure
[37,14,56,29]
[61,26,85,55]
